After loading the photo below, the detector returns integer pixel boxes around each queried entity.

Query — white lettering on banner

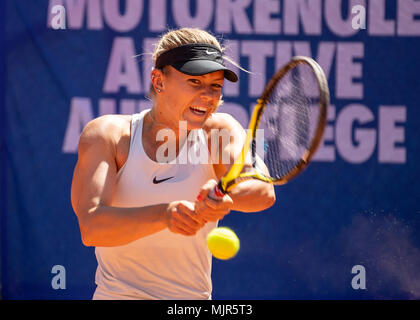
[291,41,336,81]
[49,1,410,165]
[283,0,322,35]
[121,99,152,115]
[313,105,336,162]
[62,100,407,165]
[99,98,116,115]
[97,99,151,116]
[368,0,395,36]
[221,40,240,97]
[173,0,213,29]
[336,104,376,164]
[62,97,152,153]
[47,0,420,36]
[47,0,103,30]
[398,0,420,36]
[378,106,406,163]
[149,0,167,32]
[352,5,366,30]
[211,40,360,99]
[99,39,365,100]
[336,43,364,99]
[62,97,93,153]
[242,41,274,97]
[316,104,407,164]
[50,5,66,30]
[103,0,143,32]
[313,42,336,81]
[103,37,142,94]
[275,42,292,71]
[325,0,366,37]
[254,0,281,34]
[215,0,253,34]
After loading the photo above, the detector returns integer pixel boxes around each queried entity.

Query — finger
[194,212,223,223]
[197,209,230,221]
[196,203,231,215]
[171,211,199,234]
[194,200,208,216]
[177,201,195,215]
[196,204,231,218]
[174,209,204,230]
[177,202,206,225]
[181,202,208,225]
[202,194,233,210]
[196,179,218,202]
[167,214,191,235]
[195,199,231,222]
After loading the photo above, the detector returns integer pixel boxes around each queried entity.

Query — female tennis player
[70,28,275,300]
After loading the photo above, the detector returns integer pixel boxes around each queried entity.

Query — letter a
[351,5,366,30]
[51,5,66,29]
[51,265,66,290]
[351,265,366,290]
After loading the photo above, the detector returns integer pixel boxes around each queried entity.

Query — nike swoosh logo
[153,176,174,184]
[205,50,218,55]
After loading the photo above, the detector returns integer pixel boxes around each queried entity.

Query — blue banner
[1,0,419,299]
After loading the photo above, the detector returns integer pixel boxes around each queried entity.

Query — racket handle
[208,183,225,201]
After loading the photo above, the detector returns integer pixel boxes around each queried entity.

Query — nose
[200,86,216,104]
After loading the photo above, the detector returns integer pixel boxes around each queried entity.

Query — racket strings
[258,64,319,180]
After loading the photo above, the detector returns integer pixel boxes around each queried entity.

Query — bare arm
[71,116,204,247]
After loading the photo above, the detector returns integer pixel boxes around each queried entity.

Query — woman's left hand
[195,179,233,222]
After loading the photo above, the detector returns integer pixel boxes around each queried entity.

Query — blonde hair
[147,28,247,100]
[152,28,223,64]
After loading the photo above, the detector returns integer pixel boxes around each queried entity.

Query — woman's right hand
[164,201,207,236]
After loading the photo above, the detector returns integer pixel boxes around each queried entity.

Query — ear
[151,69,164,93]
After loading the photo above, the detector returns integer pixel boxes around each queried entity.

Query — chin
[182,111,211,130]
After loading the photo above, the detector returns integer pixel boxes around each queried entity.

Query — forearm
[79,204,168,247]
[229,180,276,212]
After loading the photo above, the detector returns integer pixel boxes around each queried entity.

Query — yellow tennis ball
[207,227,240,260]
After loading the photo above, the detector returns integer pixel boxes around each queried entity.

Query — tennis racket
[209,56,329,199]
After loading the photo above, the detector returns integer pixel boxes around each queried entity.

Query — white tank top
[93,110,218,300]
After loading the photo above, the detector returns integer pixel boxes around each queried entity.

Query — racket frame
[217,56,329,194]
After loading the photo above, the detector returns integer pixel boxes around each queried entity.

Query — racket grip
[208,183,225,201]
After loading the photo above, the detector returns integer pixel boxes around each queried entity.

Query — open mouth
[189,106,207,116]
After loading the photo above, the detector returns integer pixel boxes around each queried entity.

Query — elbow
[264,186,276,210]
[80,222,95,247]
[77,213,96,247]
[241,184,276,213]
[256,184,276,211]
[81,230,95,247]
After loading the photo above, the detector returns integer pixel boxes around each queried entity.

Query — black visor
[155,43,238,82]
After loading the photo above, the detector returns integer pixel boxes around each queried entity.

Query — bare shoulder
[80,114,130,140]
[78,114,131,160]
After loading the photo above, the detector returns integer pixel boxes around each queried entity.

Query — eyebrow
[187,76,224,81]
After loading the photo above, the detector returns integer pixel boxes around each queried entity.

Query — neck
[142,105,189,158]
